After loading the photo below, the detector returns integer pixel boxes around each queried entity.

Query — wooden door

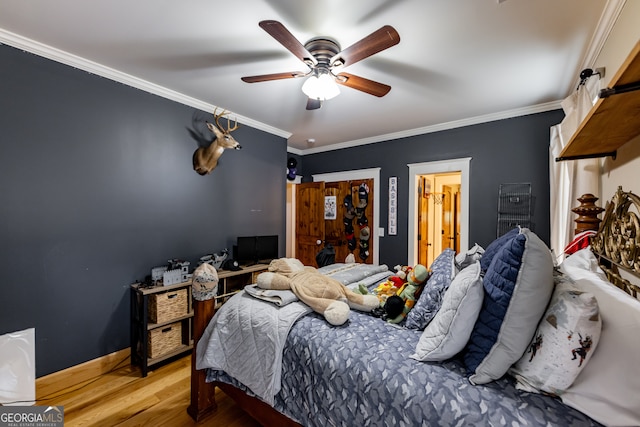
[348,179,374,264]
[295,178,374,266]
[295,182,324,267]
[418,177,431,267]
[324,181,351,263]
[441,184,461,252]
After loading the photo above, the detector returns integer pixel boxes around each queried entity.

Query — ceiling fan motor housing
[304,37,342,73]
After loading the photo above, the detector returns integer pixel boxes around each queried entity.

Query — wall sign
[388,177,397,235]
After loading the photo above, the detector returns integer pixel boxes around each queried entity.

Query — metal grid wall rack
[497,183,532,237]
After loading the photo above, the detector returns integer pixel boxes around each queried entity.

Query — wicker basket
[148,288,188,324]
[147,321,182,358]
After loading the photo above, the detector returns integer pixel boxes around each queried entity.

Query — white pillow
[560,249,640,427]
[509,277,601,396]
[562,247,603,274]
[454,243,484,272]
[411,261,483,361]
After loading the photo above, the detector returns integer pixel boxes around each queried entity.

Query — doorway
[417,173,461,267]
[408,158,471,266]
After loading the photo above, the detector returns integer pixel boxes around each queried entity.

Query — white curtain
[549,76,600,263]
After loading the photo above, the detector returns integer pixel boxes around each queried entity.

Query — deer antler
[213,107,240,134]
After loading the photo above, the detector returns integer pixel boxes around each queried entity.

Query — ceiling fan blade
[306,98,322,110]
[241,71,306,83]
[259,20,318,67]
[335,73,391,97]
[331,25,400,68]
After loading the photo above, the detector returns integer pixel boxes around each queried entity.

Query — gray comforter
[209,310,601,427]
[196,263,391,405]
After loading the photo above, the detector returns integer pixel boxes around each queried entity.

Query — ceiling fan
[241,20,400,110]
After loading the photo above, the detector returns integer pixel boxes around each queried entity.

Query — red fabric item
[389,276,405,288]
[564,230,597,255]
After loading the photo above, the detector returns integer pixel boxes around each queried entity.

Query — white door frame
[408,158,471,266]
[312,168,381,265]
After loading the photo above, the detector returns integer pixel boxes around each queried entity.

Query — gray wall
[300,110,564,268]
[0,45,287,377]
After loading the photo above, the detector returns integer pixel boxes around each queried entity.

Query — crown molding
[578,0,627,72]
[0,28,292,140]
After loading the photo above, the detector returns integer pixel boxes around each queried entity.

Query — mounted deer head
[192,108,241,175]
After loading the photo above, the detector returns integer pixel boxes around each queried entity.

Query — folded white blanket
[244,284,299,306]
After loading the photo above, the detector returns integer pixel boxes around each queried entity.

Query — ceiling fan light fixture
[302,72,340,100]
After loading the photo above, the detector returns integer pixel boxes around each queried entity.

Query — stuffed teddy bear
[387,264,430,324]
[257,258,380,326]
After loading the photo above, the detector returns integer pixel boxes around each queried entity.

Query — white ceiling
[0,0,615,153]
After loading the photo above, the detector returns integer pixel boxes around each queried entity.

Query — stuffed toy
[393,264,411,281]
[369,280,397,302]
[368,264,411,303]
[377,295,405,321]
[257,258,380,326]
[387,264,430,324]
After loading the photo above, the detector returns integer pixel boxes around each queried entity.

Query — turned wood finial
[572,193,604,235]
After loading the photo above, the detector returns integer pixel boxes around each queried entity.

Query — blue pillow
[479,227,519,272]
[405,248,456,330]
[463,228,554,384]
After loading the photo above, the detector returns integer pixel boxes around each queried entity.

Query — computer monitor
[256,235,278,263]
[235,236,257,265]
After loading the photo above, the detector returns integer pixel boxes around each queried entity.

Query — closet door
[295,182,324,266]
[347,179,374,264]
[295,178,374,266]
[324,181,351,263]
[325,178,374,264]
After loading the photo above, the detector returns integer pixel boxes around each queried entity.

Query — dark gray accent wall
[300,110,564,268]
[0,45,287,377]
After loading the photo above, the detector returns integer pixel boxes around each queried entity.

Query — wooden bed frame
[187,189,639,425]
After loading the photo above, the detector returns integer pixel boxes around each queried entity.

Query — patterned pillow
[464,228,554,384]
[559,249,640,426]
[509,276,601,396]
[405,249,456,330]
[411,261,483,361]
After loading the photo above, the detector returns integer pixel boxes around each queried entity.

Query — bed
[188,187,640,426]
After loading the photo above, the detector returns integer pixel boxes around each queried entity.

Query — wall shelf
[557,40,640,161]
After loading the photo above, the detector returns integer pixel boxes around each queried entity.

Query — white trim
[312,168,381,265]
[407,158,471,266]
[576,0,627,76]
[0,29,291,139]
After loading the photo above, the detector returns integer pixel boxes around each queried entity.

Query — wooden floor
[36,354,261,427]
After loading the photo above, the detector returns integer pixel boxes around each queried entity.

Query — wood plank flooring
[36,354,261,427]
